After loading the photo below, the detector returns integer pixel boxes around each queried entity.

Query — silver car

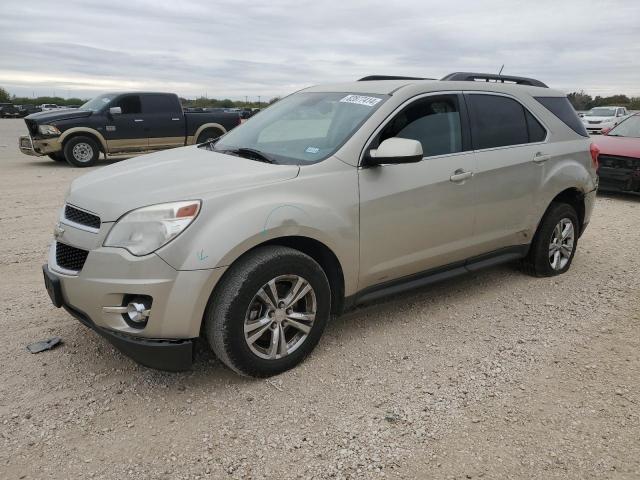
[43,72,598,376]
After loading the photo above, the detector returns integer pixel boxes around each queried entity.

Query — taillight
[590,143,600,172]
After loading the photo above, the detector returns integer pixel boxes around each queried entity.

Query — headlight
[38,124,61,135]
[104,201,201,256]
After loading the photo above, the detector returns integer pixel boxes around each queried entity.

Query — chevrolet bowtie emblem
[53,224,65,239]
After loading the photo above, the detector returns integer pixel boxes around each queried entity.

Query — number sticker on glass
[339,95,382,107]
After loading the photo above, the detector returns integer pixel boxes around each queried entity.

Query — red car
[594,113,640,194]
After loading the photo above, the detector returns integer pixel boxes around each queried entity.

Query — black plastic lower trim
[62,304,194,372]
[344,245,528,309]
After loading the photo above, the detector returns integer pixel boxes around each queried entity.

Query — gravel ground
[0,118,638,479]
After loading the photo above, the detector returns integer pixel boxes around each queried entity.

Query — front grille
[64,205,100,230]
[599,154,640,169]
[55,242,89,272]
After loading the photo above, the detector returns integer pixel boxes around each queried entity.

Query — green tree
[567,90,592,111]
[0,86,10,103]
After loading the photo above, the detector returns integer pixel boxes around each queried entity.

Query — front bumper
[44,232,226,370]
[19,134,62,156]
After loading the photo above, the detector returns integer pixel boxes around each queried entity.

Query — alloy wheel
[548,218,575,270]
[72,142,93,163]
[244,275,317,360]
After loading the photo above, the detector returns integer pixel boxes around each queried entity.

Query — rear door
[140,94,185,150]
[465,92,548,253]
[358,93,478,290]
[105,94,148,153]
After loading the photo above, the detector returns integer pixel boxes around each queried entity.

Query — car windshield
[608,115,640,138]
[586,108,616,117]
[210,91,388,165]
[80,94,116,112]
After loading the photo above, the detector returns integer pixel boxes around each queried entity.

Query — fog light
[126,302,149,323]
[102,295,152,329]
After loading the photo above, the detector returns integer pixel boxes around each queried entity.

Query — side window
[525,110,546,142]
[378,95,463,157]
[115,95,142,115]
[534,96,588,137]
[468,94,529,149]
[142,94,181,115]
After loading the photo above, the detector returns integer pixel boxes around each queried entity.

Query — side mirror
[365,138,423,166]
[109,106,122,116]
[600,127,611,135]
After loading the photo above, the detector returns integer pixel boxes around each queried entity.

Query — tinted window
[115,95,142,115]
[142,94,181,115]
[468,94,528,149]
[525,110,546,142]
[534,97,588,137]
[378,95,463,157]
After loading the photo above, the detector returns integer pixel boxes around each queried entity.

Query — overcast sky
[1,0,638,101]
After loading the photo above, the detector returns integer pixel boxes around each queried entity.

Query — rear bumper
[19,134,62,156]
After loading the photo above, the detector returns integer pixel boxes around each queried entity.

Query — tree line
[2,84,637,112]
[567,91,640,111]
[0,86,279,109]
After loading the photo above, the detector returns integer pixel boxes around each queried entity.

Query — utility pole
[258,96,261,108]
[245,96,248,107]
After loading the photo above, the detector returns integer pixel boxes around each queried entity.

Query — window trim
[358,91,472,167]
[463,91,549,153]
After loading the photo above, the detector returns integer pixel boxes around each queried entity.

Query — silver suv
[43,72,598,376]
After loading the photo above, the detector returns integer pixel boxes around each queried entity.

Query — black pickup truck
[19,92,241,167]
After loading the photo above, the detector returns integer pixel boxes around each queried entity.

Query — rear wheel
[63,136,100,167]
[204,246,331,377]
[196,128,224,144]
[48,152,66,162]
[522,202,579,277]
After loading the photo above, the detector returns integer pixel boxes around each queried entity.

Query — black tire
[204,246,331,377]
[522,202,579,277]
[196,128,224,144]
[48,152,66,162]
[63,135,100,167]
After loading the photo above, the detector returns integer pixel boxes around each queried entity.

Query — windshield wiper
[228,147,276,164]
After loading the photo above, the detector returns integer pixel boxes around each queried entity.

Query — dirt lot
[0,118,638,479]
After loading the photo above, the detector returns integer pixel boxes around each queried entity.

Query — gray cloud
[0,0,638,100]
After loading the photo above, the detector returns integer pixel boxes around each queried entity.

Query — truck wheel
[48,152,66,162]
[196,128,223,144]
[204,246,331,377]
[64,136,100,167]
[522,202,579,277]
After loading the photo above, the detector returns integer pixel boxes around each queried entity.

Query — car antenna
[498,64,505,75]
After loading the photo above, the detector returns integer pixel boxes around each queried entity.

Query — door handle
[533,152,551,163]
[171,118,181,121]
[134,119,144,123]
[450,169,473,183]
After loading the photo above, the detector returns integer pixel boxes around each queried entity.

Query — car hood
[582,116,615,122]
[26,109,93,123]
[592,135,640,159]
[67,146,300,221]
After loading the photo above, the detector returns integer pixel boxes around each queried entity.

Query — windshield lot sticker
[339,95,382,107]
[305,146,320,154]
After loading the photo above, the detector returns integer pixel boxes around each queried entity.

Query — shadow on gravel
[143,262,519,387]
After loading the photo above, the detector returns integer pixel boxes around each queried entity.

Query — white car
[39,103,59,111]
[581,106,628,134]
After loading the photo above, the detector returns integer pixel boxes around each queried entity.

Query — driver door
[358,93,479,290]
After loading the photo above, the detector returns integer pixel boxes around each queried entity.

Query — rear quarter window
[534,97,589,137]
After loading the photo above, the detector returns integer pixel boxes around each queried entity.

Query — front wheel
[204,246,331,377]
[522,202,579,277]
[63,136,100,167]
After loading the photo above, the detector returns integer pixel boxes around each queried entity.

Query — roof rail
[441,72,548,88]
[358,75,434,81]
